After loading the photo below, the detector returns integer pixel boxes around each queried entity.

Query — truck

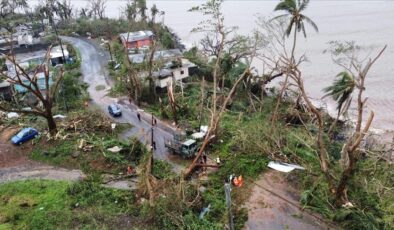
[165,133,199,158]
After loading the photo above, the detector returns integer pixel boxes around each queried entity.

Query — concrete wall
[155,66,191,88]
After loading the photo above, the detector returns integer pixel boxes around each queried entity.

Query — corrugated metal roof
[119,31,154,42]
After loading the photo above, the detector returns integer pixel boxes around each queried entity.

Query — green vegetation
[30,110,140,175]
[0,180,136,229]
[1,1,393,229]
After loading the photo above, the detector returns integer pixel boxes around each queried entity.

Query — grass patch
[31,136,145,175]
[0,180,136,229]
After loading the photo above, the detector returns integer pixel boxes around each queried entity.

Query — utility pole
[61,82,69,112]
[151,114,156,150]
[224,180,234,230]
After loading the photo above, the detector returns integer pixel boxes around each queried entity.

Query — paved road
[61,37,183,172]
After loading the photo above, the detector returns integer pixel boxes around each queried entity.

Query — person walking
[137,112,141,121]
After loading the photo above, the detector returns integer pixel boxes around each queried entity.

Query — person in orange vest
[232,175,243,187]
[127,166,133,175]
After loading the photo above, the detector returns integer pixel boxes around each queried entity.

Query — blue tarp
[14,78,53,93]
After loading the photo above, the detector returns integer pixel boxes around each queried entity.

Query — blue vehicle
[108,104,122,117]
[11,127,39,145]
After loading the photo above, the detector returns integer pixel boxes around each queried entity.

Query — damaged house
[128,49,198,89]
[153,58,198,88]
[119,31,154,49]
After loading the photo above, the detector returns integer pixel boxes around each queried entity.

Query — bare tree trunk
[183,68,250,179]
[146,150,154,206]
[270,75,288,127]
[291,70,335,193]
[198,77,205,131]
[335,111,374,204]
[147,41,157,99]
[45,111,57,136]
[270,29,297,127]
[167,82,178,126]
[291,28,297,62]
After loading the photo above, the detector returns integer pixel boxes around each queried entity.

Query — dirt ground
[243,170,337,230]
[0,126,84,183]
[0,126,31,168]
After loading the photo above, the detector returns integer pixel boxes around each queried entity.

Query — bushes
[334,209,385,230]
[102,137,145,165]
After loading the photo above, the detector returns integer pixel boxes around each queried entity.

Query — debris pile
[60,111,113,133]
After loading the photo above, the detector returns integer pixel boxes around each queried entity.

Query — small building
[13,72,53,93]
[153,58,198,88]
[49,45,70,66]
[0,80,12,101]
[119,31,154,49]
[128,49,183,64]
[8,45,70,68]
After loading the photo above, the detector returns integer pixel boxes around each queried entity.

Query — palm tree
[323,71,355,135]
[270,0,319,126]
[125,0,137,22]
[272,0,318,58]
[150,4,158,25]
[136,0,147,22]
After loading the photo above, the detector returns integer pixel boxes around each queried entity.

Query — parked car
[11,127,39,145]
[108,104,122,117]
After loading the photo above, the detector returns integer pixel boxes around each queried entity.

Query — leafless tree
[184,0,262,179]
[0,49,64,136]
[0,0,28,18]
[280,43,386,205]
[55,0,73,21]
[88,0,106,19]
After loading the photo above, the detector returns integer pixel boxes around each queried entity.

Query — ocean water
[28,0,394,131]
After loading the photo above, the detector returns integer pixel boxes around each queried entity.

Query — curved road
[61,37,183,171]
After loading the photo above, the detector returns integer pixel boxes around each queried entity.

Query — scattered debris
[198,186,207,193]
[7,112,19,119]
[267,161,305,173]
[107,146,122,153]
[78,139,85,149]
[199,204,211,219]
[342,202,354,208]
[53,114,67,119]
[200,125,208,134]
[191,132,205,140]
[192,125,209,139]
